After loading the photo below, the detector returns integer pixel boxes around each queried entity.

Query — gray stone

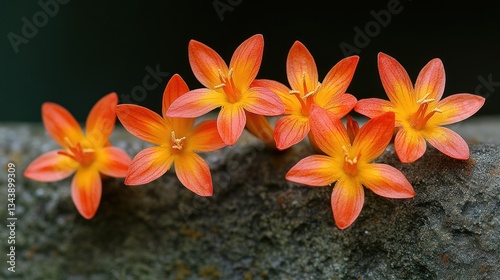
[0,116,499,279]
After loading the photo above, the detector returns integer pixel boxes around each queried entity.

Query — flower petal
[274,115,310,150]
[352,112,395,162]
[71,167,102,219]
[229,34,264,89]
[430,94,485,126]
[96,147,131,178]
[331,178,364,229]
[320,93,357,119]
[414,58,445,103]
[116,104,167,145]
[286,41,318,94]
[42,102,84,148]
[378,52,414,107]
[359,163,414,198]
[85,93,118,147]
[243,86,285,116]
[217,104,246,145]
[309,104,350,157]
[187,120,226,152]
[174,152,213,196]
[244,111,275,147]
[423,126,470,160]
[24,151,77,182]
[188,39,229,89]
[125,146,174,185]
[285,155,341,186]
[315,55,359,104]
[162,74,190,119]
[354,98,396,119]
[394,128,427,163]
[166,88,225,118]
[251,79,300,114]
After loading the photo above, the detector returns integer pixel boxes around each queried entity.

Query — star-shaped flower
[286,106,414,229]
[253,41,358,150]
[116,74,226,196]
[355,52,485,163]
[165,34,284,146]
[24,93,131,219]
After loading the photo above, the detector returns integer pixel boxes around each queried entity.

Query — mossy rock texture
[0,117,499,280]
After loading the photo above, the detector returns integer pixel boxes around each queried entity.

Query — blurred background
[1,0,499,122]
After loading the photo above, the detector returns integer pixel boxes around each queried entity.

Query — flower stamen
[342,145,359,176]
[216,68,239,103]
[302,83,321,100]
[409,93,442,130]
[171,131,186,151]
[58,142,95,166]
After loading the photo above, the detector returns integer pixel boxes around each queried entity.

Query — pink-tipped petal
[331,178,364,230]
[430,94,485,126]
[229,34,264,89]
[354,98,395,119]
[24,151,77,182]
[274,115,310,150]
[320,93,357,119]
[188,120,226,152]
[315,55,359,103]
[96,147,131,178]
[285,155,340,186]
[162,74,190,119]
[42,102,84,148]
[116,104,168,145]
[394,128,427,163]
[188,39,229,89]
[243,86,285,116]
[217,105,246,145]
[360,164,414,198]
[174,152,213,196]
[125,146,174,186]
[352,112,395,162]
[166,88,225,118]
[423,126,470,160]
[251,79,300,114]
[378,52,414,106]
[309,104,350,157]
[71,167,102,219]
[414,58,445,102]
[86,93,118,147]
[286,41,318,94]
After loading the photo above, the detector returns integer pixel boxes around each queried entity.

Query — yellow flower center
[342,145,359,176]
[289,72,321,116]
[214,68,240,103]
[408,93,442,130]
[171,131,187,153]
[58,138,96,167]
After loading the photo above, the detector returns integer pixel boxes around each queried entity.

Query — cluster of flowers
[24,34,485,229]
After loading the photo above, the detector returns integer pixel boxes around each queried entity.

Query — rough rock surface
[0,116,499,280]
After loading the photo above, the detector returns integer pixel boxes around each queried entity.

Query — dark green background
[1,0,499,122]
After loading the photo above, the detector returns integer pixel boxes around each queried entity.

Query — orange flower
[24,93,131,219]
[286,106,414,229]
[165,34,285,146]
[355,52,485,163]
[253,41,359,150]
[116,74,226,196]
